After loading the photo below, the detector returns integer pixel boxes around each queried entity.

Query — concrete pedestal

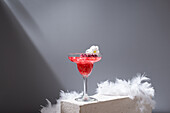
[61,95,152,113]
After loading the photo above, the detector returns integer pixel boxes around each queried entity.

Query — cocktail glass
[68,53,102,102]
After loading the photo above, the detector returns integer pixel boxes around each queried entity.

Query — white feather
[96,73,155,113]
[40,91,82,113]
[40,99,57,113]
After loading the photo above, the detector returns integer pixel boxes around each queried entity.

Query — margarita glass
[68,53,102,102]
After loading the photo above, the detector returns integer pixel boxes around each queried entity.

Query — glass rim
[68,53,102,54]
[68,53,102,57]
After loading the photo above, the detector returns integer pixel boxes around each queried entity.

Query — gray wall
[0,0,170,113]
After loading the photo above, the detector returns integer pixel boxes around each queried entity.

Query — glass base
[75,94,97,102]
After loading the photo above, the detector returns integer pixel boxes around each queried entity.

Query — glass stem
[83,77,87,96]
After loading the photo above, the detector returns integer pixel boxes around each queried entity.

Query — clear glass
[68,53,102,102]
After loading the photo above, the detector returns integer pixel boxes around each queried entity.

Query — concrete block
[61,95,152,113]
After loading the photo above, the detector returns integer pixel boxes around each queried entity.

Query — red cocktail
[68,53,102,101]
[68,56,101,77]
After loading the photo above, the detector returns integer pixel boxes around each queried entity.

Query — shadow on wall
[0,2,63,113]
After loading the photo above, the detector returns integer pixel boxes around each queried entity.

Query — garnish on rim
[86,45,100,55]
[80,45,100,57]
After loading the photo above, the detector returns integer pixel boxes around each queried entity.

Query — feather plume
[40,91,82,113]
[96,73,155,112]
[40,99,57,113]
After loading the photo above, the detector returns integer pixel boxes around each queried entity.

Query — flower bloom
[86,45,99,54]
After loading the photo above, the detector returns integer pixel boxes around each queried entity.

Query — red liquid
[68,57,102,77]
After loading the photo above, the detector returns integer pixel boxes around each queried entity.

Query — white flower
[85,45,100,54]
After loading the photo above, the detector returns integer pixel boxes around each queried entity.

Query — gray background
[0,0,170,113]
